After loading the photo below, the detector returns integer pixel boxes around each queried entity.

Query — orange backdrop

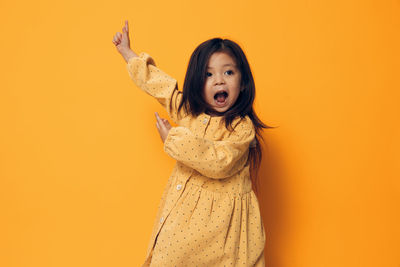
[1,0,399,266]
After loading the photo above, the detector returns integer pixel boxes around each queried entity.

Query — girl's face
[202,52,242,115]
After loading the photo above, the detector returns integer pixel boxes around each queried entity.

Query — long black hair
[176,38,276,195]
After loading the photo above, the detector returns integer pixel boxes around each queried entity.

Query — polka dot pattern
[127,52,266,266]
[127,52,184,125]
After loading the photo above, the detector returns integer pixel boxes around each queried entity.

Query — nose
[214,73,225,85]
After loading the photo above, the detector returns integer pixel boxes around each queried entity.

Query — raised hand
[112,20,138,62]
[155,112,172,143]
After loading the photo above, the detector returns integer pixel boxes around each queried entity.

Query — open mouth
[214,90,228,107]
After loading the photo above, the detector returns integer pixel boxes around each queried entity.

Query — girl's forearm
[121,49,138,63]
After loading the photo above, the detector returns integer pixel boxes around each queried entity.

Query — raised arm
[163,117,256,179]
[112,20,183,124]
[126,52,183,125]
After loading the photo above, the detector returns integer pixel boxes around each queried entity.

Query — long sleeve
[163,118,256,179]
[126,52,183,124]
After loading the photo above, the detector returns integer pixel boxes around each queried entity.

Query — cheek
[229,81,241,92]
[236,76,242,86]
[203,83,213,98]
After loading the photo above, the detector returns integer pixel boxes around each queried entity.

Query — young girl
[113,20,274,267]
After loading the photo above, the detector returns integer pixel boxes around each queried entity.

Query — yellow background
[1,0,399,266]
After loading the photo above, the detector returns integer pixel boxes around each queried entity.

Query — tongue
[216,93,226,102]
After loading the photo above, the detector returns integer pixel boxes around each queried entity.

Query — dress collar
[197,113,245,129]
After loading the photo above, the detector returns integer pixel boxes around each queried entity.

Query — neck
[205,110,225,117]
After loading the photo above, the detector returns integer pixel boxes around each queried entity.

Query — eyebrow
[207,64,236,69]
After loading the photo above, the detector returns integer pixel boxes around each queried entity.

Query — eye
[225,70,234,75]
[206,72,212,77]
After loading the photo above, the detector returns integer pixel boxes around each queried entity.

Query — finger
[155,113,164,129]
[157,116,167,131]
[155,113,167,129]
[156,114,166,123]
[158,116,167,127]
[155,112,158,124]
[125,20,129,32]
[155,112,161,122]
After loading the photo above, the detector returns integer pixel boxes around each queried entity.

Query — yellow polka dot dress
[127,52,266,266]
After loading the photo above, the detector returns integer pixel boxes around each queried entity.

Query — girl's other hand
[112,20,131,55]
[155,112,172,143]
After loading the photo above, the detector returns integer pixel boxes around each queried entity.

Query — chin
[215,107,228,112]
[214,105,230,113]
[206,107,227,116]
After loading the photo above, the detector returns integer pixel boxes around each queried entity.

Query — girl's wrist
[121,49,138,63]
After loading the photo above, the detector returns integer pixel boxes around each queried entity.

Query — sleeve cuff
[127,52,155,66]
[163,126,180,155]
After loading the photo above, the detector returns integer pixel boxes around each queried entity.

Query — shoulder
[228,115,255,141]
[233,115,255,131]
